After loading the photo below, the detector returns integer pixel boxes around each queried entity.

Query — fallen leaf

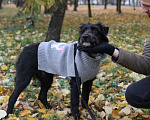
[41,114,50,119]
[1,65,8,70]
[26,117,37,120]
[20,110,31,117]
[142,114,150,118]
[97,94,105,100]
[97,111,106,119]
[103,106,113,115]
[112,109,120,119]
[119,106,131,115]
[37,109,46,114]
[94,102,102,111]
[0,110,7,119]
[38,101,46,109]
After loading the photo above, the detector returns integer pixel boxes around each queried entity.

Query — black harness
[74,44,96,120]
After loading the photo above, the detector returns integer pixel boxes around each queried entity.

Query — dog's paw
[45,104,52,109]
[73,113,81,120]
[72,107,81,120]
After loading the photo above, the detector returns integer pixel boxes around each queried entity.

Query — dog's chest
[38,40,106,83]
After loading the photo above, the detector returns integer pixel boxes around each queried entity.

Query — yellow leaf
[37,109,46,114]
[35,94,38,98]
[8,117,20,120]
[121,95,125,100]
[38,101,46,109]
[119,118,132,120]
[57,114,64,118]
[0,95,9,104]
[89,96,95,102]
[142,114,150,118]
[138,52,142,55]
[111,109,120,119]
[54,90,63,99]
[26,117,37,120]
[41,114,50,119]
[25,30,28,33]
[117,70,123,75]
[0,87,7,94]
[59,102,66,109]
[1,65,8,71]
[101,62,111,69]
[107,88,115,93]
[130,113,138,118]
[20,110,31,117]
[80,114,85,119]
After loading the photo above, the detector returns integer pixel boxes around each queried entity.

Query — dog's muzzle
[79,34,98,47]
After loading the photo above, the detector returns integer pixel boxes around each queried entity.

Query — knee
[125,84,136,106]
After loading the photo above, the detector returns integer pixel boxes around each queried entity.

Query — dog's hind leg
[37,71,53,109]
[7,69,35,116]
[6,43,40,117]
[81,79,94,108]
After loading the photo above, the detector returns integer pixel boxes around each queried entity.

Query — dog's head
[78,22,109,47]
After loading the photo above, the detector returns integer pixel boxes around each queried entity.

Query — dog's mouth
[82,42,91,47]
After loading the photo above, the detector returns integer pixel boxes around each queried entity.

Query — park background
[0,0,150,119]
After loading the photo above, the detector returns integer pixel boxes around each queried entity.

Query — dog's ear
[79,22,90,34]
[103,27,109,36]
[96,22,109,36]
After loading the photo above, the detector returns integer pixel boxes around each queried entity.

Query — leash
[74,44,96,120]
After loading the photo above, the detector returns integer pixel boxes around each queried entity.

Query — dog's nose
[82,35,88,40]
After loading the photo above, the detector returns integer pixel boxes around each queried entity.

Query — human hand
[77,42,115,56]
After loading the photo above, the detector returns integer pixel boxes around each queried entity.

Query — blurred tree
[15,0,26,7]
[132,0,135,10]
[117,0,121,13]
[0,0,3,9]
[104,0,107,9]
[123,0,125,5]
[13,0,66,42]
[88,0,92,17]
[74,0,78,11]
[45,0,67,42]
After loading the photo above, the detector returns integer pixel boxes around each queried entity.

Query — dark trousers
[125,76,150,108]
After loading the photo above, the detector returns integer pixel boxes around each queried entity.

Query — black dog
[6,22,109,119]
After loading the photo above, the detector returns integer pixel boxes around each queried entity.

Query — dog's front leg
[69,77,81,120]
[81,79,94,108]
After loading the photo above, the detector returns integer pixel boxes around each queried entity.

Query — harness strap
[74,44,96,120]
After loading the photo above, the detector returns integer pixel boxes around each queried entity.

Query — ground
[0,4,150,120]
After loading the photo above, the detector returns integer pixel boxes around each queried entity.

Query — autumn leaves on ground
[0,4,150,120]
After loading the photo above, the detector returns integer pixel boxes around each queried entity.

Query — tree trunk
[132,0,135,10]
[116,0,121,13]
[118,0,121,13]
[116,0,119,11]
[0,0,2,9]
[74,0,78,11]
[129,0,130,5]
[123,0,125,5]
[16,0,25,7]
[104,0,107,9]
[88,0,92,17]
[102,0,104,5]
[45,1,67,42]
